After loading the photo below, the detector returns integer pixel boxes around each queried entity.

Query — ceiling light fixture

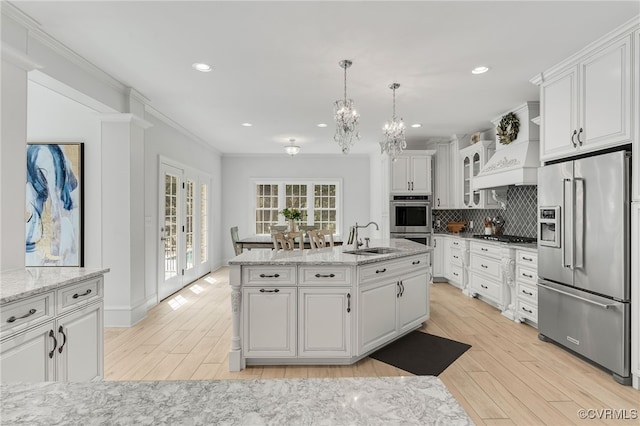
[411,123,422,128]
[241,123,253,127]
[284,138,301,157]
[379,83,406,160]
[472,66,489,74]
[317,123,328,128]
[192,62,212,72]
[333,59,360,154]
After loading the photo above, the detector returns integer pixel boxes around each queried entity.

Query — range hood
[473,140,540,190]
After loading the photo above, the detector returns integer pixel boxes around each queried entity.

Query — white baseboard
[104,300,147,327]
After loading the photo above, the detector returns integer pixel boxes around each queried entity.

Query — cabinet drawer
[516,265,537,286]
[299,266,352,286]
[450,247,463,266]
[517,299,538,323]
[449,238,464,249]
[470,255,501,279]
[517,283,538,305]
[470,273,501,303]
[517,250,538,267]
[1,292,55,339]
[449,265,463,284]
[470,242,501,258]
[58,278,102,314]
[242,266,297,286]
[359,254,427,284]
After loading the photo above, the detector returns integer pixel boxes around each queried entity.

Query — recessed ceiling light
[317,123,328,128]
[411,124,422,128]
[192,63,212,72]
[241,123,253,127]
[472,66,489,75]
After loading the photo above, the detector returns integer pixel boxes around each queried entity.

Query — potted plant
[280,208,302,232]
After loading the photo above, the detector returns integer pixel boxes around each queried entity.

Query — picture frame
[26,142,84,267]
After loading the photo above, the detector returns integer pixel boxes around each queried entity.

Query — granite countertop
[229,239,432,266]
[0,376,474,426]
[433,232,538,251]
[0,267,110,304]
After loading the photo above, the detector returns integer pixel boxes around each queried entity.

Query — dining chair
[272,231,303,251]
[308,229,335,249]
[230,226,242,256]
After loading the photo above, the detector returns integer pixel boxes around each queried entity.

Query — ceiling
[12,1,640,155]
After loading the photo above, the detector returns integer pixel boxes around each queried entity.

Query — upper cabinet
[433,140,460,209]
[534,26,635,162]
[460,141,500,209]
[390,150,435,195]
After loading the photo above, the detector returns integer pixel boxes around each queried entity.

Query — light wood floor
[105,268,639,425]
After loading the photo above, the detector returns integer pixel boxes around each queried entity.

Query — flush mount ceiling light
[241,123,253,127]
[411,123,422,128]
[333,59,360,154]
[284,138,301,157]
[472,66,490,74]
[192,62,212,72]
[379,83,406,160]
[317,123,328,128]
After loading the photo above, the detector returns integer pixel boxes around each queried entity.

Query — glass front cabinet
[459,140,499,209]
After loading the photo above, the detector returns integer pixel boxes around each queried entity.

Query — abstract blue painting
[26,143,83,267]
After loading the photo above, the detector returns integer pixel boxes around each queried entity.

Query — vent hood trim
[473,140,540,190]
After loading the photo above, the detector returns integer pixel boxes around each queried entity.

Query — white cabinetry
[631,202,639,389]
[0,276,104,383]
[298,287,351,358]
[358,254,430,355]
[536,32,633,161]
[469,241,504,309]
[460,141,499,209]
[514,249,538,327]
[445,237,465,288]
[390,151,434,194]
[432,235,444,279]
[433,140,460,209]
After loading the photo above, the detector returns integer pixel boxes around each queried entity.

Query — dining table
[237,234,343,251]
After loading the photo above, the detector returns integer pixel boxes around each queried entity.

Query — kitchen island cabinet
[228,239,432,371]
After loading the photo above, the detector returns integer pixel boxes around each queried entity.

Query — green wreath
[496,112,520,145]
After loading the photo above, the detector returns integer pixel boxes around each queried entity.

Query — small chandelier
[334,59,360,154]
[284,138,300,157]
[380,82,406,160]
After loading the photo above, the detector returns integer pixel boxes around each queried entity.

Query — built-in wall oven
[390,195,432,245]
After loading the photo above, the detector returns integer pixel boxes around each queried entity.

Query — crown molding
[99,113,153,129]
[1,43,42,70]
[127,88,150,105]
[1,1,41,30]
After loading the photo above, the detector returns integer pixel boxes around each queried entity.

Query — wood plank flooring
[104,269,639,425]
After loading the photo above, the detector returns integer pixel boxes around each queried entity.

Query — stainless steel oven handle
[538,283,614,309]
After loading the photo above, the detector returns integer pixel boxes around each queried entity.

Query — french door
[158,161,211,301]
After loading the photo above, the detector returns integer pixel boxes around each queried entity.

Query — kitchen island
[227,239,432,371]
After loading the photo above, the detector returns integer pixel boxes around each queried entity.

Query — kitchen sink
[343,247,399,255]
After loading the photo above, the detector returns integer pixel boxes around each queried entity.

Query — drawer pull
[522,256,533,261]
[412,260,421,265]
[522,273,534,279]
[453,272,459,277]
[314,273,336,278]
[522,290,534,296]
[259,288,280,293]
[375,268,387,274]
[259,273,280,278]
[481,264,488,269]
[72,289,92,299]
[347,293,351,313]
[453,255,459,259]
[480,284,488,289]
[522,307,533,314]
[58,325,67,354]
[6,308,37,323]
[453,242,459,246]
[48,330,57,359]
[481,248,488,252]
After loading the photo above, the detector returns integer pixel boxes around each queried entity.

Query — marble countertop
[229,239,432,266]
[433,232,538,251]
[0,267,110,304]
[0,376,474,425]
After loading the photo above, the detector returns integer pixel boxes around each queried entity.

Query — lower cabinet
[298,288,351,358]
[398,272,430,333]
[358,279,398,354]
[469,241,504,309]
[0,322,55,382]
[514,249,539,327]
[432,236,444,279]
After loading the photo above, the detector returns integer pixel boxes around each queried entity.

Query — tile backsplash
[433,186,537,238]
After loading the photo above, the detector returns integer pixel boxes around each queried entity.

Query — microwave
[389,195,432,234]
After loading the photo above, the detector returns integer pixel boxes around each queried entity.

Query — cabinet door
[448,140,460,209]
[411,155,432,194]
[390,156,410,193]
[398,272,429,333]
[540,66,579,161]
[298,288,351,358]
[243,287,296,357]
[461,154,472,207]
[0,322,56,382]
[434,144,449,208]
[580,35,632,150]
[432,236,444,278]
[358,280,397,355]
[56,302,103,381]
[443,238,453,280]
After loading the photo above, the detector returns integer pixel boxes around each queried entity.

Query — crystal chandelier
[380,83,406,160]
[333,59,360,154]
[284,138,300,157]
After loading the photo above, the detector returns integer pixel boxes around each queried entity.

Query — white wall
[221,154,373,263]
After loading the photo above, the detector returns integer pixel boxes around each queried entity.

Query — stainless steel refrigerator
[537,149,631,385]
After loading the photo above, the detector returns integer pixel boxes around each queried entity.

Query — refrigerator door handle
[563,178,574,269]
[538,282,615,309]
[574,178,584,269]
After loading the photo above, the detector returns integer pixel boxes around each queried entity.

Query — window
[254,180,340,234]
[185,180,194,270]
[200,182,208,263]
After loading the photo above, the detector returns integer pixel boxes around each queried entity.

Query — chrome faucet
[351,221,379,250]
